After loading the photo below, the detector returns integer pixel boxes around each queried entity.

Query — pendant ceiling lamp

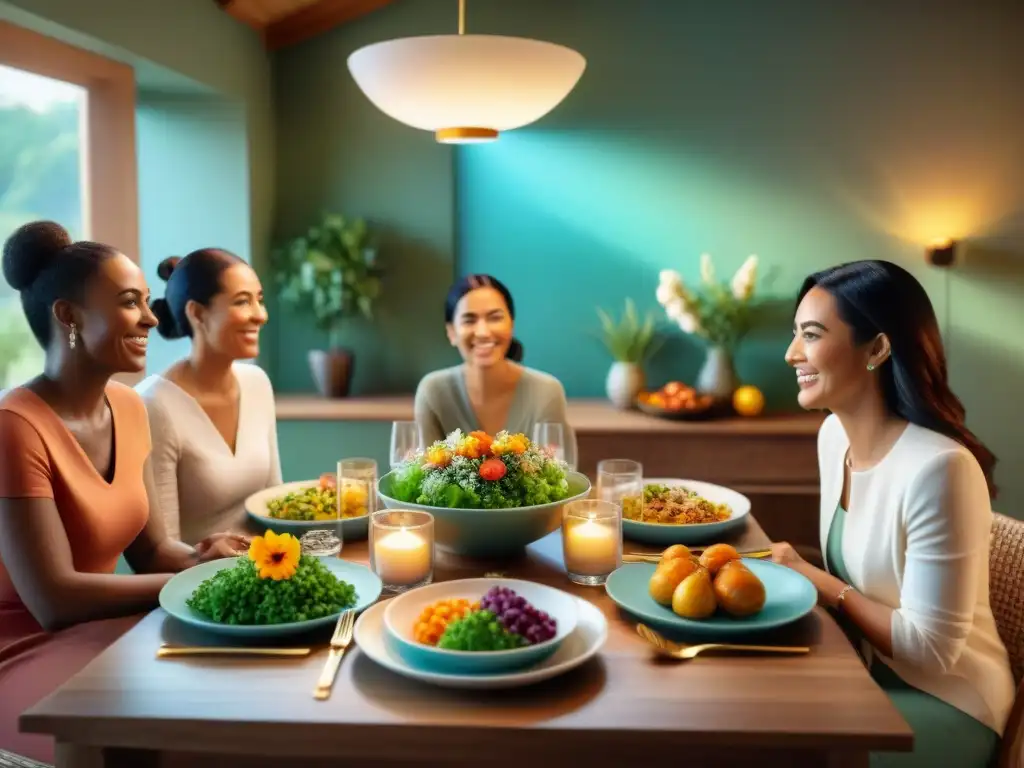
[347,0,586,144]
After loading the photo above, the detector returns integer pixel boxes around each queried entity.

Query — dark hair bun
[506,338,524,362]
[157,256,181,282]
[2,220,72,291]
[150,297,184,340]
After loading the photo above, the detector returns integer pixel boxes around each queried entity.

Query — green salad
[187,551,357,626]
[387,429,571,509]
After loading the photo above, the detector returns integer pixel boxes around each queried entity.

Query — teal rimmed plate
[159,556,382,638]
[605,559,816,639]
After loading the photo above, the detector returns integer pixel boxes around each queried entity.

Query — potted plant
[595,298,660,409]
[273,212,382,398]
[655,253,759,399]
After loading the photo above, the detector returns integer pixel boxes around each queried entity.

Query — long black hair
[444,274,524,363]
[150,248,244,339]
[799,259,997,498]
[1,221,119,348]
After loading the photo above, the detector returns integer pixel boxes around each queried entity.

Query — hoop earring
[68,323,77,350]
[867,363,875,371]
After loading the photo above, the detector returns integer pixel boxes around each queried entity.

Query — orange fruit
[732,385,765,417]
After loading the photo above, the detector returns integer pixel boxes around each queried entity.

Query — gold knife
[622,548,772,563]
[157,644,312,658]
[313,609,355,701]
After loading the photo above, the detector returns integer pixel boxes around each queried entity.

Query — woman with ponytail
[136,249,281,545]
[0,223,246,763]
[414,274,577,467]
[773,260,1014,767]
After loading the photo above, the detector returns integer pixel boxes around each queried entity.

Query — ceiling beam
[264,0,395,49]
[214,0,267,30]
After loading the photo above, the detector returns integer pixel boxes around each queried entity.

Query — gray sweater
[413,364,578,469]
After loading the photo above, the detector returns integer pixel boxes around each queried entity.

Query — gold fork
[313,610,355,701]
[636,623,809,659]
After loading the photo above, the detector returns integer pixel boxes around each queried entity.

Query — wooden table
[22,517,912,768]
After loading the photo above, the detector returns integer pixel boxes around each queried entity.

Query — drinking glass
[532,422,567,465]
[390,420,422,470]
[300,458,377,557]
[370,510,435,593]
[595,458,643,512]
[562,499,622,586]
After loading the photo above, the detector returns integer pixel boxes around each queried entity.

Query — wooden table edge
[20,713,915,755]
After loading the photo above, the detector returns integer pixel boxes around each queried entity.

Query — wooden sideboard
[276,396,825,549]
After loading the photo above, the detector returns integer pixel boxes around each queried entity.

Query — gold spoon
[636,623,809,660]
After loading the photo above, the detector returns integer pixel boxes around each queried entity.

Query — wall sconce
[925,239,959,268]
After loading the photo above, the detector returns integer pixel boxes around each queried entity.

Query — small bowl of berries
[382,578,579,674]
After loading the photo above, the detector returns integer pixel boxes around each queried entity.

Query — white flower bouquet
[656,253,759,351]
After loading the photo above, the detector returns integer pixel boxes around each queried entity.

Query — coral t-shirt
[0,382,152,762]
[0,382,151,643]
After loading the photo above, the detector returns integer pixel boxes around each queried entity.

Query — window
[0,21,138,388]
[0,65,85,386]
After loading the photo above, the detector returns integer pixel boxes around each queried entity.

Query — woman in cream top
[775,260,1014,767]
[137,250,282,545]
[415,274,577,467]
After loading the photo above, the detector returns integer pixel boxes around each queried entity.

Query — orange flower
[468,430,494,455]
[492,433,529,455]
[248,530,301,580]
[455,433,490,459]
[426,445,452,467]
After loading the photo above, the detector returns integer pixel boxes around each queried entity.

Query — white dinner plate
[622,478,751,546]
[353,595,608,690]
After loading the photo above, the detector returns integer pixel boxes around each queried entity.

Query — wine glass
[390,420,422,470]
[533,422,568,465]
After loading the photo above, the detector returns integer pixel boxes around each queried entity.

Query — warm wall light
[925,239,959,268]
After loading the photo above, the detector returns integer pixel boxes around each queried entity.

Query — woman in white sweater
[136,250,282,545]
[775,260,1014,767]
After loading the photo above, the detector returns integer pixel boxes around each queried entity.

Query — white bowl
[382,578,578,675]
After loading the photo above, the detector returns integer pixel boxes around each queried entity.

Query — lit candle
[565,518,619,576]
[373,527,431,586]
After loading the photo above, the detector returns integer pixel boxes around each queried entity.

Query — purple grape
[479,586,558,645]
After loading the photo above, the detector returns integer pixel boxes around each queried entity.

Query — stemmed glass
[389,420,422,470]
[533,422,574,469]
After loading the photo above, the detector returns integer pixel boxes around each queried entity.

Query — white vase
[606,362,645,409]
[696,345,738,400]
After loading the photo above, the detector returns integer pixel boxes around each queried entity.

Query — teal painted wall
[137,94,251,375]
[274,0,1024,517]
[271,2,458,395]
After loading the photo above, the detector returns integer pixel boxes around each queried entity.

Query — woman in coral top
[0,221,248,764]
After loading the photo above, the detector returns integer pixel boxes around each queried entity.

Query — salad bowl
[378,428,593,557]
[382,578,578,674]
[379,470,591,557]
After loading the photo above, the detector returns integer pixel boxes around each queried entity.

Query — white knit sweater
[817,414,1014,734]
